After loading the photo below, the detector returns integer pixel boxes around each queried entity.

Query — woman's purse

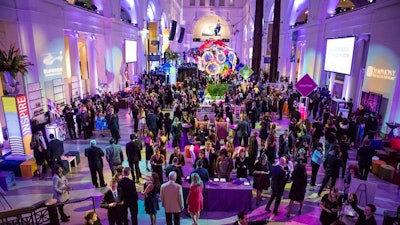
[341,202,357,217]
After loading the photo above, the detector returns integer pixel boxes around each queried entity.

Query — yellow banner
[148,22,159,54]
[2,97,17,112]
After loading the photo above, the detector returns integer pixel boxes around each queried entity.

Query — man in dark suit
[156,107,164,138]
[131,100,140,132]
[109,110,120,144]
[101,179,124,225]
[146,109,157,141]
[125,134,142,183]
[265,157,288,217]
[47,133,64,174]
[118,167,138,225]
[165,157,183,185]
[190,160,209,184]
[232,210,268,225]
[357,139,376,180]
[237,116,251,147]
[278,95,285,120]
[85,140,107,188]
[105,138,124,176]
[81,107,91,139]
[65,105,77,140]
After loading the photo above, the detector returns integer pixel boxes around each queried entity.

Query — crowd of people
[33,71,400,225]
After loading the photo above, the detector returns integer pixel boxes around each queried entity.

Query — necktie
[113,191,118,201]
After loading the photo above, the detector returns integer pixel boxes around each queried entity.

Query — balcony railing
[0,196,96,225]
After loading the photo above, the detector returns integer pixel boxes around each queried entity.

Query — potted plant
[0,42,33,95]
[164,49,179,62]
[206,83,230,100]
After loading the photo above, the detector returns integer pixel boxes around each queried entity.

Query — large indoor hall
[0,0,400,225]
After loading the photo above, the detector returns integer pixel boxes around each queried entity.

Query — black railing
[0,200,50,225]
[61,196,96,211]
[0,196,96,225]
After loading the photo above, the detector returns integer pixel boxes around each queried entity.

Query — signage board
[295,74,318,96]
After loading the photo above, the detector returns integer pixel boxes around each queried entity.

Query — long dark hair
[151,172,161,190]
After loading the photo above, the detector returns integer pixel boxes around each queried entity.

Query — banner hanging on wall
[148,22,159,54]
[2,95,32,156]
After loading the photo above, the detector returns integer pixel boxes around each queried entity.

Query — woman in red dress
[187,173,204,225]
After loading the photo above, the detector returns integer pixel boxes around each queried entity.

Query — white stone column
[137,29,147,74]
[86,36,98,96]
[345,37,368,104]
[65,32,83,99]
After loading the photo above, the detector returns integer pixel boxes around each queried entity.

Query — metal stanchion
[45,199,60,225]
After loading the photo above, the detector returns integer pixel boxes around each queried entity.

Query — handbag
[59,190,69,203]
[341,203,357,217]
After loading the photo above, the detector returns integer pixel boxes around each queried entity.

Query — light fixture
[91,34,96,40]
[337,0,355,9]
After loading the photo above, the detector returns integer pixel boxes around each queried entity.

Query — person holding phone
[348,193,377,225]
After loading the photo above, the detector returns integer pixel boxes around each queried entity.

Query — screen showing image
[360,91,382,115]
[324,37,356,75]
[125,40,137,63]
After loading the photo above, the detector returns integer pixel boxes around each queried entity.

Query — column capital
[64,30,80,38]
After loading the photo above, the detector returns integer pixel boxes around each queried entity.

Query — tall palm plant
[0,43,33,95]
[0,43,33,79]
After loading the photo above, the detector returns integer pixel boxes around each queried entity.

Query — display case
[52,78,65,106]
[71,75,81,102]
[27,82,46,123]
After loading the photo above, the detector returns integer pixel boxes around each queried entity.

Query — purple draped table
[181,123,192,151]
[229,124,240,147]
[386,122,400,139]
[182,178,252,211]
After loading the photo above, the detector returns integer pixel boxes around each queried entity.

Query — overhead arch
[121,7,132,23]
[161,12,169,30]
[147,1,156,21]
[289,0,308,26]
[120,0,138,24]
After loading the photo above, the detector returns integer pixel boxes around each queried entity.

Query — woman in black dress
[319,187,342,225]
[235,149,249,178]
[252,154,271,206]
[265,134,277,165]
[142,172,160,225]
[145,131,154,171]
[286,161,308,217]
[259,117,270,147]
[150,148,165,184]
[164,113,173,141]
[30,133,47,179]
